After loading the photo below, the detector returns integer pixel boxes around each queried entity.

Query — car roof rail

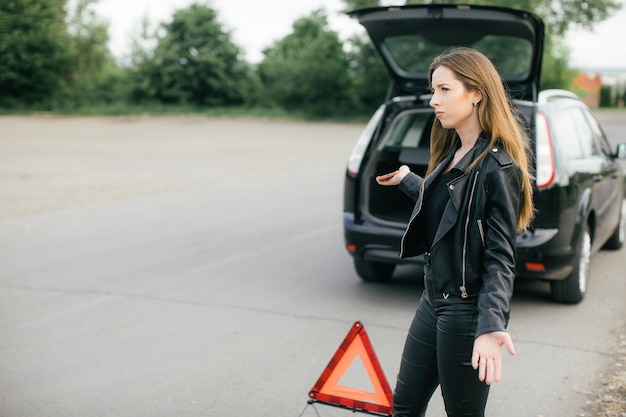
[538,89,580,104]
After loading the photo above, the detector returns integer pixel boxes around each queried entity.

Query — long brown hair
[426,47,534,231]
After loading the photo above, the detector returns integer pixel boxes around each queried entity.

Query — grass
[0,103,374,123]
[1,102,622,122]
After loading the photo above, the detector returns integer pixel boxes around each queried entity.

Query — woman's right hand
[376,165,410,186]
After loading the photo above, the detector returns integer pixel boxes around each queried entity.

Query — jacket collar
[452,135,490,173]
[425,133,489,189]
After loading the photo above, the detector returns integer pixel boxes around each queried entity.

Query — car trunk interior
[365,110,433,223]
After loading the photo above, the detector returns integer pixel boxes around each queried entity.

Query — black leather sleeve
[398,172,424,202]
[475,163,522,337]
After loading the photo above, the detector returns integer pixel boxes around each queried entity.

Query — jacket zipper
[460,170,481,299]
[477,219,485,245]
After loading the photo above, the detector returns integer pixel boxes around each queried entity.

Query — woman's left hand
[471,331,516,385]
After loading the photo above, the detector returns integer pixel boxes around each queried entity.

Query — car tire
[551,222,591,304]
[354,259,395,282]
[602,198,625,250]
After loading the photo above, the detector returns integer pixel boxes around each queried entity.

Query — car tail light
[347,105,385,176]
[525,262,546,271]
[535,111,555,189]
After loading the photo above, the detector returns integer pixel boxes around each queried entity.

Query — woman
[376,48,534,416]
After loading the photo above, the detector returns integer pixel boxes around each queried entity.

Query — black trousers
[392,291,490,417]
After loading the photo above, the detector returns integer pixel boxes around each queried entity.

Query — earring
[473,102,478,106]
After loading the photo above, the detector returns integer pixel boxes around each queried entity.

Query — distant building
[570,68,626,108]
[571,72,602,107]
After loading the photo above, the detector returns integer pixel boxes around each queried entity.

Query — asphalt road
[1,113,625,417]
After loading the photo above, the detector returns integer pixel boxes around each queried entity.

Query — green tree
[57,0,118,108]
[599,85,612,107]
[258,10,352,117]
[132,3,253,106]
[342,0,379,10]
[538,36,578,90]
[0,0,72,107]
[125,15,160,103]
[346,35,388,113]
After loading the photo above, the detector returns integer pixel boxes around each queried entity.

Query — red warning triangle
[309,321,393,416]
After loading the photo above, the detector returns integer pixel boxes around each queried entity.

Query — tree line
[0,0,622,118]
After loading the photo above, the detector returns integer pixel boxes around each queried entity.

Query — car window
[551,109,584,159]
[570,107,600,157]
[382,112,432,149]
[582,108,613,156]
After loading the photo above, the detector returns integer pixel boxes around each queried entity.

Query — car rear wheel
[354,259,395,282]
[551,223,591,304]
[602,198,625,250]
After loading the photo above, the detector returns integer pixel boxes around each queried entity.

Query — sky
[93,0,626,69]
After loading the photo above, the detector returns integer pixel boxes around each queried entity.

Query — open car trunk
[349,4,544,101]
[350,4,543,226]
[364,109,434,223]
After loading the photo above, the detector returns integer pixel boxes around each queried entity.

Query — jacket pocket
[477,219,485,246]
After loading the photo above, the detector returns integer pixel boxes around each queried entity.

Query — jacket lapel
[429,138,487,249]
[423,148,456,192]
[423,147,459,249]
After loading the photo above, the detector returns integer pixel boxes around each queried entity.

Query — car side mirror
[616,143,626,159]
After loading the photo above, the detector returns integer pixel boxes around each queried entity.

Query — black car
[342,4,626,304]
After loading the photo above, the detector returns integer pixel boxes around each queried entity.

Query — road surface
[1,114,625,417]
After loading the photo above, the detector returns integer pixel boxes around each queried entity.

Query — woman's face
[429,65,479,130]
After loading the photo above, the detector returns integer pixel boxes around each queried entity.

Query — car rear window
[382,34,533,80]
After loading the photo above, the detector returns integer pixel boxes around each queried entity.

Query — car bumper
[515,228,575,280]
[345,214,574,280]
[343,213,424,264]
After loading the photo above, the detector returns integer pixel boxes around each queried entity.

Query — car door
[563,105,618,247]
[583,108,624,244]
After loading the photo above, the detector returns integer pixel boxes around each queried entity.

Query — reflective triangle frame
[308,321,393,416]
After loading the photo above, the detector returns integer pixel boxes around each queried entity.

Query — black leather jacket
[398,136,522,337]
